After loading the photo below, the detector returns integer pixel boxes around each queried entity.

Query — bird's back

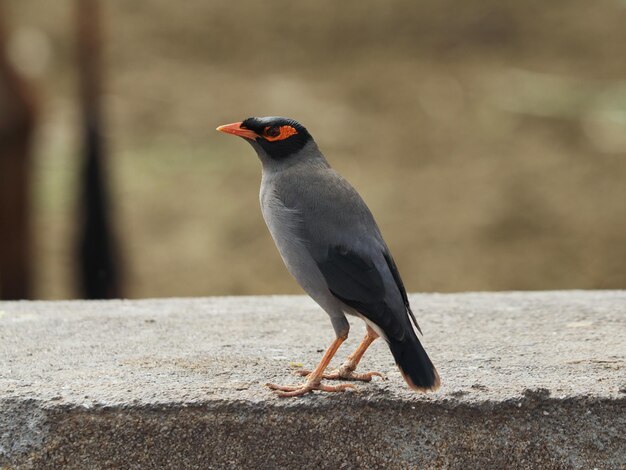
[262,158,406,325]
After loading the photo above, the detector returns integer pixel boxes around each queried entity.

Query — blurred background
[1,0,625,300]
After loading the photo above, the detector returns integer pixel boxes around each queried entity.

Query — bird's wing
[315,244,409,341]
[275,166,417,340]
[383,250,422,335]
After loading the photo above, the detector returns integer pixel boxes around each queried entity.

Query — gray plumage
[221,116,439,391]
[260,141,401,337]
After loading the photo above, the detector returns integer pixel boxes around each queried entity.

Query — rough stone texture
[0,291,624,469]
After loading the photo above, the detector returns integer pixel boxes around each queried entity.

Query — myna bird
[217,116,440,397]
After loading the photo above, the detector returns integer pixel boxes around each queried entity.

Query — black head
[217,116,312,160]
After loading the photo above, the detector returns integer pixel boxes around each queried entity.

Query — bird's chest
[260,185,304,257]
[259,183,324,291]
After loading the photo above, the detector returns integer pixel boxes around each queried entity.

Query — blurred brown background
[2,0,626,299]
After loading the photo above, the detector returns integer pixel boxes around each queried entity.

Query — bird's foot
[266,378,356,398]
[297,364,386,382]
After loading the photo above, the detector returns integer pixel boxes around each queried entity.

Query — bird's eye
[265,126,280,138]
[262,125,298,142]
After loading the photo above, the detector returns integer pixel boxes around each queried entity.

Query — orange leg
[297,326,384,382]
[267,334,355,397]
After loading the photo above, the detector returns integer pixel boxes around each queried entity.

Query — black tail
[388,329,440,392]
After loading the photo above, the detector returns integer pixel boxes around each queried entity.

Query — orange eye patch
[264,125,298,142]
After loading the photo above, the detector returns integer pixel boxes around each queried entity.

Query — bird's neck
[259,140,330,174]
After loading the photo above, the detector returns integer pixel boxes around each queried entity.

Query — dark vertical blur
[75,0,123,299]
[0,6,37,300]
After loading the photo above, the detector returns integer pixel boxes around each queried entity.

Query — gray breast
[259,177,341,315]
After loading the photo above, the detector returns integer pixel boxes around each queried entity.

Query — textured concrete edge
[2,392,625,469]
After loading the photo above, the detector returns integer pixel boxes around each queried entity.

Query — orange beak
[216,121,259,140]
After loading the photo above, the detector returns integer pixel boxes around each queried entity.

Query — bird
[216,116,440,397]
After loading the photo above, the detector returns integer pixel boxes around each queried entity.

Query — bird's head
[216,116,313,161]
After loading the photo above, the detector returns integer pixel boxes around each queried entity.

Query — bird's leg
[266,334,356,397]
[297,326,384,382]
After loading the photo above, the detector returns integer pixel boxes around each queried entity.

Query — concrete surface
[0,291,625,469]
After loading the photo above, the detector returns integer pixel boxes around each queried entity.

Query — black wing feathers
[316,246,384,303]
[316,245,406,340]
[383,251,422,335]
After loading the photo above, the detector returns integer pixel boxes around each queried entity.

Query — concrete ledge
[1,291,625,469]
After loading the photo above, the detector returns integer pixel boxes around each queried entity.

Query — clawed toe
[266,383,300,392]
[316,383,355,393]
[296,367,385,382]
[349,370,386,382]
[266,381,355,397]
